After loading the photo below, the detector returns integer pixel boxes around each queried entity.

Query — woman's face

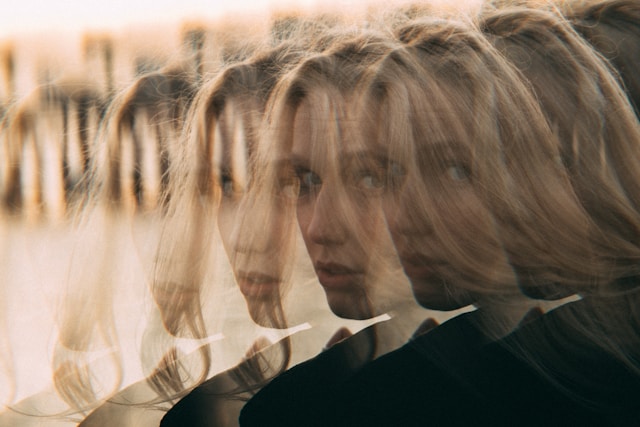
[216,98,294,323]
[368,98,514,310]
[217,98,253,257]
[291,90,411,320]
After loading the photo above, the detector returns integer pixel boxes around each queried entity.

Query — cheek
[381,195,401,241]
[217,202,236,256]
[271,203,295,245]
[296,201,314,247]
[431,186,480,227]
[356,201,386,240]
[439,192,506,263]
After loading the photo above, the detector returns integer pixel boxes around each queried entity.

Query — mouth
[314,261,364,290]
[236,271,280,298]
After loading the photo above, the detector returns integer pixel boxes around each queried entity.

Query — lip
[236,271,280,298]
[314,261,364,290]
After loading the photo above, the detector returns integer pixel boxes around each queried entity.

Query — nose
[306,186,349,246]
[384,177,433,237]
[232,192,294,255]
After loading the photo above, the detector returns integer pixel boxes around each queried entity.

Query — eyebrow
[289,150,388,170]
[340,150,388,167]
[417,141,470,158]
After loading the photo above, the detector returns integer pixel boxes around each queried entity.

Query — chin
[246,299,287,328]
[519,283,575,300]
[414,296,469,311]
[412,284,476,311]
[326,292,377,320]
[515,268,575,300]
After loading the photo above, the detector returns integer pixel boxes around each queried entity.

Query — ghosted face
[216,98,294,325]
[216,98,253,257]
[291,90,410,319]
[366,96,514,310]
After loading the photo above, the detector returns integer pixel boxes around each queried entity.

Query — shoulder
[239,339,359,427]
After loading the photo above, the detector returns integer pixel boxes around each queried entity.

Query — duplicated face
[365,99,514,310]
[291,90,411,320]
[216,98,295,324]
[217,98,253,259]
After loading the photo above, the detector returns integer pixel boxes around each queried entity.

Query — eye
[351,169,385,192]
[360,174,383,189]
[387,161,407,189]
[296,168,322,196]
[445,164,470,182]
[221,172,240,198]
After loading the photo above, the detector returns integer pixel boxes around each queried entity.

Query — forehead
[291,88,369,158]
[293,89,345,124]
[360,86,474,162]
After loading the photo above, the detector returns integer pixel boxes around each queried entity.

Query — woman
[284,39,420,323]
[239,26,520,426]
[241,16,614,426]
[215,44,305,328]
[311,11,640,426]
[158,42,311,427]
[474,7,640,423]
[162,30,424,427]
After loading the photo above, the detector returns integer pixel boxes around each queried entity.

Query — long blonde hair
[482,6,640,290]
[566,0,640,118]
[147,41,307,401]
[0,79,113,415]
[480,5,640,399]
[51,66,196,413]
[239,30,405,367]
[365,19,598,299]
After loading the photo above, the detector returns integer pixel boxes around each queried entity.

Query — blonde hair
[237,30,404,368]
[482,6,640,289]
[92,67,196,215]
[366,18,597,298]
[49,66,196,413]
[481,4,640,403]
[0,79,111,415]
[148,41,306,402]
[566,0,640,118]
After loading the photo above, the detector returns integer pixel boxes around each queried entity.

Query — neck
[370,302,430,358]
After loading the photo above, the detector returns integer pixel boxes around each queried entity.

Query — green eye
[361,175,382,189]
[354,171,385,191]
[387,161,407,188]
[221,173,236,197]
[446,164,470,181]
[390,162,404,175]
[297,169,321,195]
[300,171,322,187]
[301,171,320,186]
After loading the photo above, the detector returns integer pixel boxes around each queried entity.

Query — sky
[0,0,323,38]
[0,0,483,39]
